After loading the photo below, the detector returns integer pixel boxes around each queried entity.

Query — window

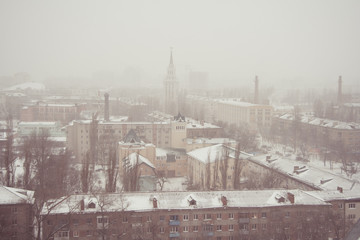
[170,215,179,221]
[73,230,79,237]
[160,215,165,221]
[348,214,356,220]
[11,207,17,213]
[87,218,92,225]
[72,219,79,225]
[122,216,128,222]
[97,217,108,224]
[229,225,234,231]
[147,216,152,222]
[204,213,211,220]
[250,213,257,219]
[285,212,290,218]
[193,226,199,232]
[12,219,17,225]
[193,214,198,220]
[262,223,267,230]
[170,226,178,233]
[338,203,343,209]
[229,237,234,240]
[228,213,234,219]
[183,214,189,221]
[251,224,257,230]
[147,227,152,233]
[183,226,189,232]
[57,231,69,237]
[217,213,222,219]
[86,230,92,236]
[261,212,267,218]
[349,203,356,209]
[217,225,222,231]
[160,227,164,233]
[217,237,222,240]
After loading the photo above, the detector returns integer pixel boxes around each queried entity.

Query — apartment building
[0,186,34,239]
[66,119,186,162]
[41,190,336,240]
[274,113,360,150]
[215,99,273,129]
[18,121,65,137]
[20,102,86,124]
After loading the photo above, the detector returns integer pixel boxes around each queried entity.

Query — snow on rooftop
[279,114,360,130]
[250,154,360,191]
[187,144,252,164]
[185,138,236,145]
[42,189,329,215]
[126,152,155,169]
[0,186,34,205]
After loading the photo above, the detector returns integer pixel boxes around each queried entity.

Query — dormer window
[88,202,96,208]
[188,196,197,206]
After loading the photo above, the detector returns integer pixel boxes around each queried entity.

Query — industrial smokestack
[104,93,110,121]
[337,75,342,105]
[254,75,259,104]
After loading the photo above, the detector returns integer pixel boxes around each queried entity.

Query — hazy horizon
[1,0,360,89]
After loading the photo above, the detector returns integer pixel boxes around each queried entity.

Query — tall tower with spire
[164,49,179,115]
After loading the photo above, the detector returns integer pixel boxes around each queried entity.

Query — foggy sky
[1,0,360,89]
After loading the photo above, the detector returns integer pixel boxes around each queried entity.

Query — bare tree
[219,145,230,190]
[156,171,168,191]
[4,114,16,187]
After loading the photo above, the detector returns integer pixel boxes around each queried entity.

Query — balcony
[239,229,249,235]
[169,232,180,238]
[239,218,250,223]
[169,220,180,226]
[205,232,214,237]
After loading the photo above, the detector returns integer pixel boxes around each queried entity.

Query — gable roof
[122,129,142,144]
[0,186,34,205]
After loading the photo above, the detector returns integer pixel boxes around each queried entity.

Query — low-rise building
[41,190,335,240]
[18,121,65,137]
[0,186,34,239]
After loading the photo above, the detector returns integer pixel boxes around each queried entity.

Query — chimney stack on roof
[287,192,295,204]
[80,199,85,211]
[104,92,110,121]
[338,75,342,105]
[152,197,158,208]
[337,186,343,193]
[221,196,227,206]
[254,75,259,104]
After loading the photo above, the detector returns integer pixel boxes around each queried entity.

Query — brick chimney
[337,186,343,193]
[287,192,295,204]
[221,196,227,206]
[254,75,259,104]
[152,198,158,208]
[104,92,110,121]
[80,199,85,211]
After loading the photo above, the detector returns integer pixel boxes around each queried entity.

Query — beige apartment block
[215,99,273,129]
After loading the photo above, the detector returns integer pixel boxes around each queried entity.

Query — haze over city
[1,0,360,89]
[1,1,360,240]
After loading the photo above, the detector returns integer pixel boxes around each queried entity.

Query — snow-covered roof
[156,148,186,157]
[5,82,45,91]
[0,186,34,205]
[185,138,236,145]
[125,152,155,169]
[42,189,329,215]
[306,190,360,202]
[187,144,252,164]
[249,154,360,191]
[278,114,360,130]
[18,121,59,127]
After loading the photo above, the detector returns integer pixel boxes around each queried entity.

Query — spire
[165,48,176,82]
[170,47,174,65]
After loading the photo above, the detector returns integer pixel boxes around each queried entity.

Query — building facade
[41,190,338,240]
[0,186,34,239]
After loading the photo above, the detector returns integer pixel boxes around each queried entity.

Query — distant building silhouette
[163,49,179,115]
